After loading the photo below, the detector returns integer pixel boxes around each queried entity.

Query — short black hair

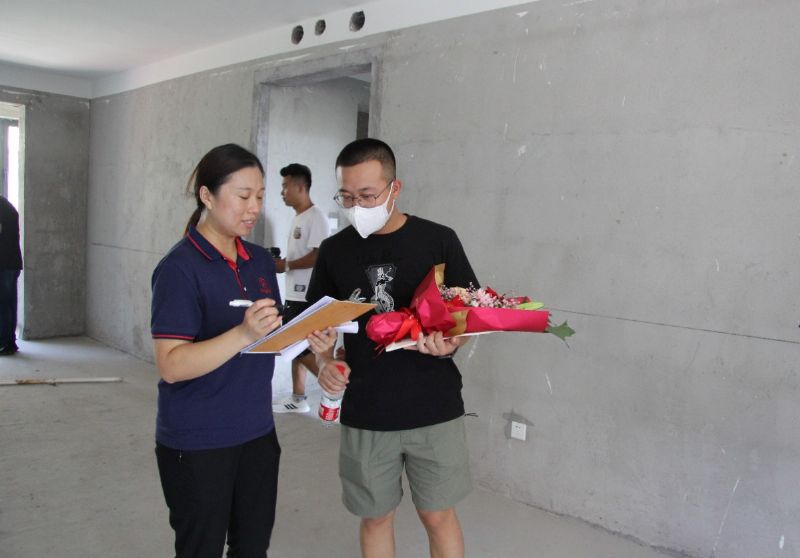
[335,138,396,180]
[280,163,312,189]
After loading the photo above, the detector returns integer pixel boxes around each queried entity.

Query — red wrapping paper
[366,264,550,349]
[461,306,550,334]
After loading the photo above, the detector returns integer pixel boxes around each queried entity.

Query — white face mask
[343,183,395,238]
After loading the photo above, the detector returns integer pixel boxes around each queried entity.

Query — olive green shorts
[339,416,472,518]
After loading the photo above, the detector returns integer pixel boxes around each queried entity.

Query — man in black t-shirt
[308,139,478,558]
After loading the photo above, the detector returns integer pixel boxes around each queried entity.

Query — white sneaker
[272,396,310,414]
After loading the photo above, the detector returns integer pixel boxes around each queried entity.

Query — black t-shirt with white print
[306,215,479,431]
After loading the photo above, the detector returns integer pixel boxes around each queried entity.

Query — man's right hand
[317,359,349,393]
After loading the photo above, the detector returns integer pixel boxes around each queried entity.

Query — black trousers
[156,429,281,558]
[0,269,19,350]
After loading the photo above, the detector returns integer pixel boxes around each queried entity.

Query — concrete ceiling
[0,0,532,97]
[0,0,367,78]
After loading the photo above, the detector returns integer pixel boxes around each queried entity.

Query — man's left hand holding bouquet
[405,330,465,357]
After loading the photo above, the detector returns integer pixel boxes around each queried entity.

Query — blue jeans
[0,269,20,350]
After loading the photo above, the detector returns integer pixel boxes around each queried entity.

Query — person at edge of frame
[0,194,22,356]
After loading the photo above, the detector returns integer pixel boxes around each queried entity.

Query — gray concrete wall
[86,70,257,358]
[85,1,800,556]
[378,2,799,557]
[0,87,89,339]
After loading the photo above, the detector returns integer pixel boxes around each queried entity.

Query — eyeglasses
[333,181,393,209]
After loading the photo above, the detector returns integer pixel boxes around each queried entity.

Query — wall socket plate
[510,421,527,441]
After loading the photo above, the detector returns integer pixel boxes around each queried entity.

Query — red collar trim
[235,237,251,261]
[187,233,213,261]
[186,227,250,263]
[207,238,250,272]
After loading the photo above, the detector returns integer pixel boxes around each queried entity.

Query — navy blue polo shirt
[151,226,280,450]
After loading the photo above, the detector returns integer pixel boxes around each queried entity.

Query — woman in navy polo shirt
[151,144,284,557]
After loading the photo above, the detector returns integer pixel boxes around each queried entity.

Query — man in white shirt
[272,163,331,413]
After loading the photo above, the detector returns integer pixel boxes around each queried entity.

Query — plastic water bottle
[319,364,346,426]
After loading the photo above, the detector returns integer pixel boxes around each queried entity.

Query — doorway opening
[252,55,379,397]
[257,67,373,249]
[0,102,24,341]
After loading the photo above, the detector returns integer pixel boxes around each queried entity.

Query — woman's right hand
[240,298,282,342]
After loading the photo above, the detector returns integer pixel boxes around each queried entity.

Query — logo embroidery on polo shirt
[258,277,272,294]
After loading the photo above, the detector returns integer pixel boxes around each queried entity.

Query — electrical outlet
[510,421,527,441]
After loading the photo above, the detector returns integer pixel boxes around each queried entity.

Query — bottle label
[319,364,347,422]
[319,399,341,422]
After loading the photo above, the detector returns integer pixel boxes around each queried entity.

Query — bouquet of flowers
[366,264,575,351]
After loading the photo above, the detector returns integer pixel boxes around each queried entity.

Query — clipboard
[242,296,375,354]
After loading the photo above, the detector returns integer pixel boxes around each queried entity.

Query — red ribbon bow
[392,308,422,345]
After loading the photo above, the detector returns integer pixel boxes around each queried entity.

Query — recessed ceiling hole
[350,11,365,32]
[291,25,304,44]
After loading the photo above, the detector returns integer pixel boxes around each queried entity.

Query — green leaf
[546,321,575,343]
[517,301,545,310]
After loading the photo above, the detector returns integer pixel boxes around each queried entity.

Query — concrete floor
[0,337,676,558]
